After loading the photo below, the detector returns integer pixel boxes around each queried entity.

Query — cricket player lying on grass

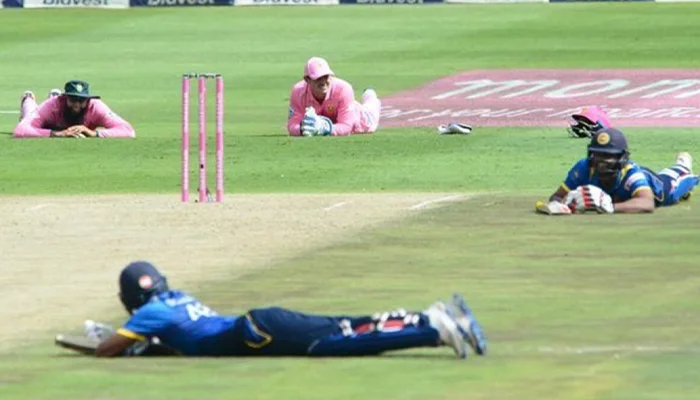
[12,80,135,138]
[537,127,699,215]
[62,261,487,359]
[287,57,381,137]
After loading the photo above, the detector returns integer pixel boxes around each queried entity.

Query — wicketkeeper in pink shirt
[13,80,135,139]
[287,57,381,137]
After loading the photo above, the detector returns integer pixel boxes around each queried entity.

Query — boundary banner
[341,0,444,4]
[234,0,339,5]
[130,0,233,6]
[549,0,652,2]
[24,0,129,7]
[446,0,546,3]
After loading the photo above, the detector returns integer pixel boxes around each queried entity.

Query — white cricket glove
[301,107,333,137]
[438,122,473,135]
[566,185,614,214]
[535,200,572,215]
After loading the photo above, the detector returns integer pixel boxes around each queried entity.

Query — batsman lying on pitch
[64,261,487,359]
[287,57,381,137]
[13,80,135,138]
[538,127,698,215]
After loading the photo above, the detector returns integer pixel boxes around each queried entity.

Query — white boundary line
[505,345,700,355]
[0,110,19,115]
[409,195,466,210]
[25,204,50,211]
[323,201,347,211]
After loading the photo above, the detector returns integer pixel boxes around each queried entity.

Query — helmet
[568,106,612,138]
[118,261,169,314]
[587,128,630,178]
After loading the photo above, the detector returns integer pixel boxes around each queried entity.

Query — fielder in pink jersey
[13,80,135,139]
[287,57,381,137]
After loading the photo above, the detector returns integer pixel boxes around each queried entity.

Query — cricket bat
[55,334,99,355]
[535,200,572,215]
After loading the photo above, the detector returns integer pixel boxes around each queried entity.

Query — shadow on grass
[53,352,452,360]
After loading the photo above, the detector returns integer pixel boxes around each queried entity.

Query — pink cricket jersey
[13,96,135,138]
[287,77,360,137]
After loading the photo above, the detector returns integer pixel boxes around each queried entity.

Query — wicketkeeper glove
[301,107,319,136]
[301,107,333,137]
[316,116,333,136]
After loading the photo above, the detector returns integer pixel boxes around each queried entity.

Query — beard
[62,105,87,127]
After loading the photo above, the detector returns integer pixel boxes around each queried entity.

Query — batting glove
[580,184,615,213]
[84,319,115,341]
[564,188,586,213]
[565,185,614,214]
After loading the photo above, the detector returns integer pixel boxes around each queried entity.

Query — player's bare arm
[95,334,137,357]
[611,187,655,214]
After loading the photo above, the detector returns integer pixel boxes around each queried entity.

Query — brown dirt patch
[0,193,469,350]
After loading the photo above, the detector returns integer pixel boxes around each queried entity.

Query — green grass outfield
[1,3,700,399]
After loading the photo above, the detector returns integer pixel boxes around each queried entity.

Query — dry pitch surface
[0,193,469,350]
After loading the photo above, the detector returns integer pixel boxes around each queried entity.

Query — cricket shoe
[676,152,693,173]
[676,152,695,201]
[19,91,35,121]
[423,301,468,359]
[48,88,62,98]
[438,122,473,135]
[361,88,378,103]
[446,293,487,356]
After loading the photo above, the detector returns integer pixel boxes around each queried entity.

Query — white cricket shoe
[361,88,378,103]
[48,88,62,98]
[423,301,468,359]
[676,152,693,173]
[19,91,35,121]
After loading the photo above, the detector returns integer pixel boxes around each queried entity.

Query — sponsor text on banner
[130,0,232,6]
[24,0,129,7]
[235,0,338,5]
[340,0,443,4]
